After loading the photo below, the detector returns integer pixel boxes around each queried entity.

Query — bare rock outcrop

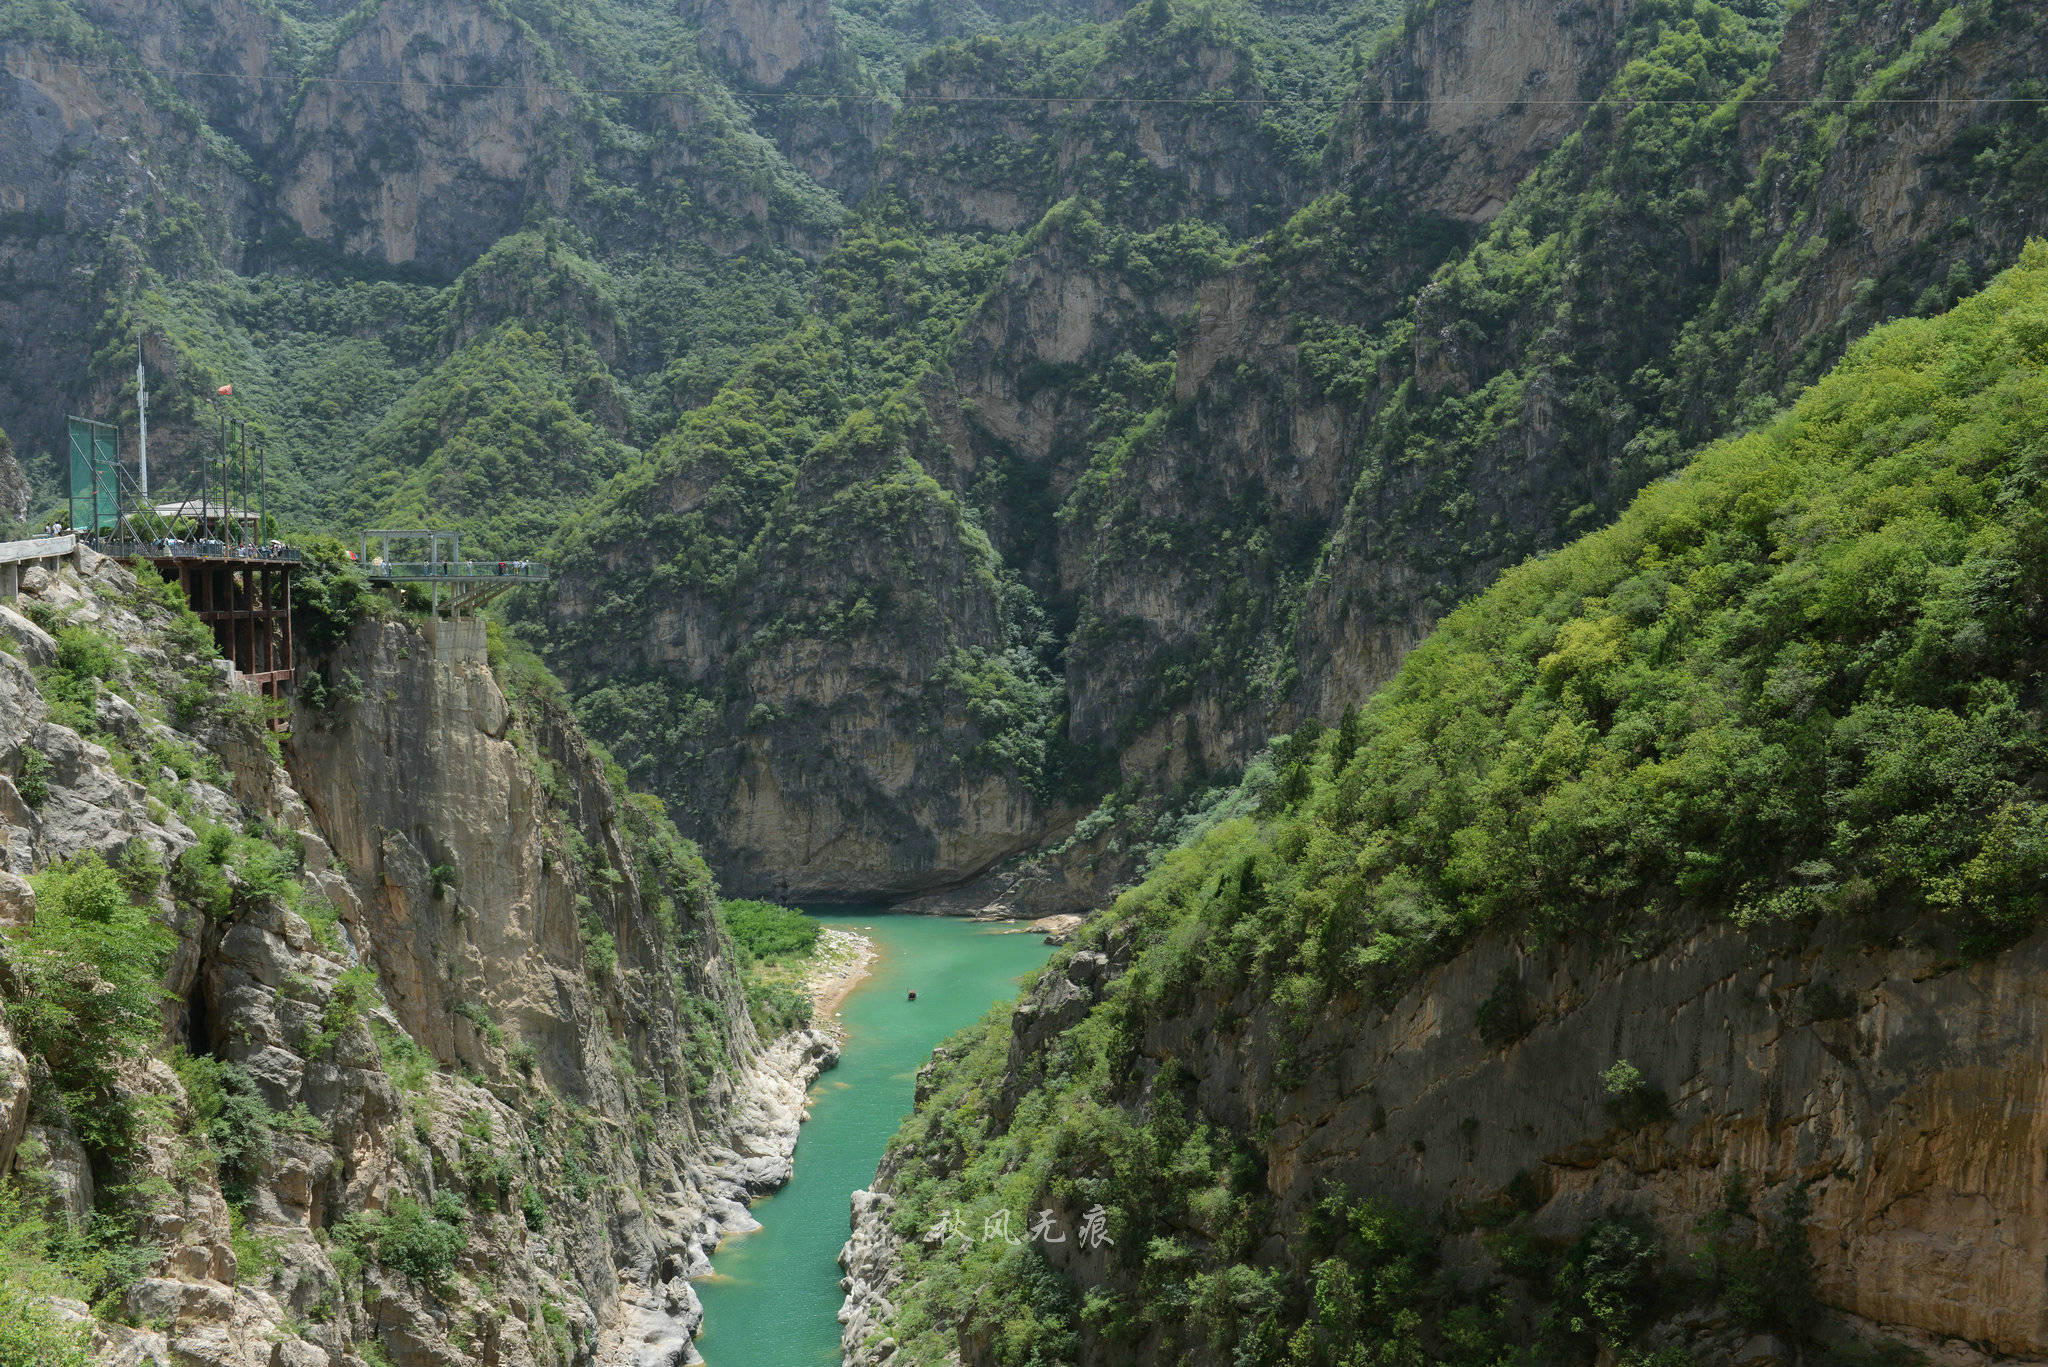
[880,910,2048,1361]
[695,0,838,89]
[0,557,837,1367]
[1333,0,1636,222]
[277,0,573,272]
[836,1187,899,1367]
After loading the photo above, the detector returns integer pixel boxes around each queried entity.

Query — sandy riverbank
[807,926,878,1025]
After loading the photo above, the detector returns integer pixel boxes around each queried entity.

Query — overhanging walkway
[367,559,548,583]
[0,534,77,596]
[361,530,547,614]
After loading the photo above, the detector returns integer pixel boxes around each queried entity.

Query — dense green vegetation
[110,232,814,555]
[1152,241,2048,995]
[0,1185,92,1367]
[862,244,2048,1364]
[717,899,821,1037]
[515,0,1405,823]
[720,898,823,961]
[12,856,174,1155]
[882,0,1327,234]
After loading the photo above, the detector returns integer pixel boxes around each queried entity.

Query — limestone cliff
[543,399,1060,902]
[0,553,822,1367]
[920,0,2048,925]
[277,0,577,273]
[269,0,847,272]
[848,917,2048,1363]
[0,36,256,490]
[1331,0,1636,223]
[694,0,839,89]
[0,0,843,508]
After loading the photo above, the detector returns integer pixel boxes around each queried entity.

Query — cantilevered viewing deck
[366,559,549,583]
[360,530,548,614]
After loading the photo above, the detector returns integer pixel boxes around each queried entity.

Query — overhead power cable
[19,54,2043,111]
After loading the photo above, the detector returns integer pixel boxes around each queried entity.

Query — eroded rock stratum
[0,551,829,1367]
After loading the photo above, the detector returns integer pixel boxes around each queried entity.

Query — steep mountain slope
[839,240,2048,1365]
[980,0,2048,897]
[520,0,1388,898]
[1287,0,2048,724]
[7,0,2046,911]
[534,0,2048,904]
[0,0,843,534]
[0,549,824,1367]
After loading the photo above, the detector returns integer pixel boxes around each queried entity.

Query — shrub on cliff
[0,1279,89,1367]
[9,854,174,1153]
[341,1195,467,1291]
[170,1053,277,1207]
[291,536,376,655]
[37,624,121,735]
[1544,1214,1664,1350]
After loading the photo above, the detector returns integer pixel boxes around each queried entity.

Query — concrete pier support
[425,616,487,664]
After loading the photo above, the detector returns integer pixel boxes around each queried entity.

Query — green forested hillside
[8,0,2048,1357]
[7,0,2047,900]
[859,242,2048,1364]
[1036,0,2048,808]
[109,228,815,548]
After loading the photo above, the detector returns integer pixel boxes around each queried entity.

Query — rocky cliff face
[1279,0,2048,751]
[695,0,840,89]
[0,0,842,502]
[602,0,2047,908]
[847,915,2048,1363]
[277,0,575,273]
[271,0,847,272]
[0,554,824,1367]
[879,11,1311,241]
[8,0,2046,916]
[0,35,254,491]
[1333,0,1636,222]
[983,0,2048,912]
[544,397,1061,901]
[1241,920,2048,1357]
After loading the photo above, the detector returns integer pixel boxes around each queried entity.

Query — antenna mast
[136,345,149,499]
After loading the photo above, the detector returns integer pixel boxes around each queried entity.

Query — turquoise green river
[691,911,1053,1366]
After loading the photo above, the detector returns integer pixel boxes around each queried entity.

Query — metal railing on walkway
[366,560,548,582]
[94,537,302,563]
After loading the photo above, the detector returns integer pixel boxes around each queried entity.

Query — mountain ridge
[2,0,2045,906]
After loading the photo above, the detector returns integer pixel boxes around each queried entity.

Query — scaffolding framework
[163,555,294,702]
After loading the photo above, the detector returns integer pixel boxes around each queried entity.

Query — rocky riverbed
[613,926,876,1365]
[609,1027,843,1367]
